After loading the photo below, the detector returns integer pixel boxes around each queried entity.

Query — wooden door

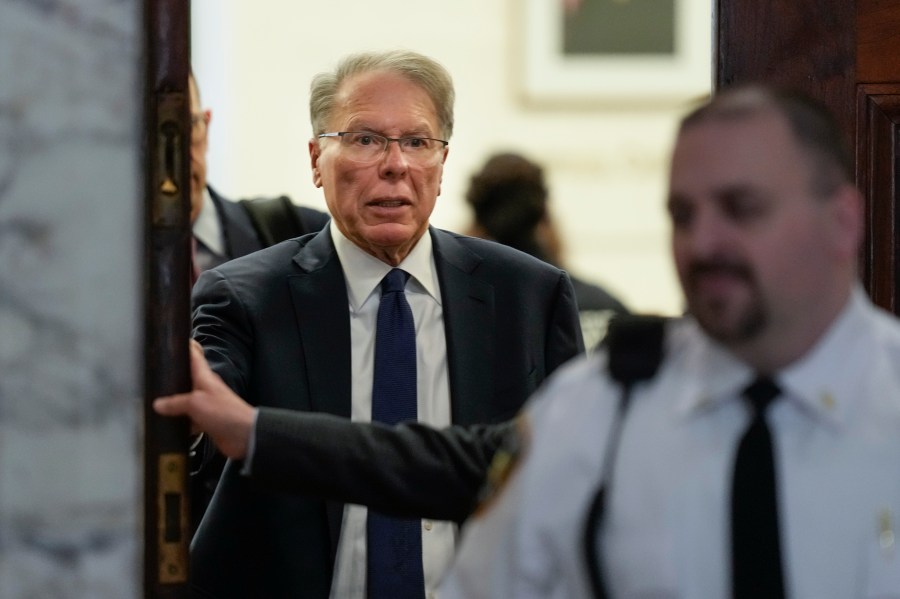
[716,0,900,314]
[144,1,192,597]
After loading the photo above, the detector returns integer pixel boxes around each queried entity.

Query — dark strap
[239,195,306,247]
[584,315,668,599]
[605,315,667,385]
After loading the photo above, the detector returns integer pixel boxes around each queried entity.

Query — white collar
[676,286,870,428]
[777,286,875,427]
[329,220,441,313]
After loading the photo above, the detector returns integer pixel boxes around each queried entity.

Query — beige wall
[192,0,711,315]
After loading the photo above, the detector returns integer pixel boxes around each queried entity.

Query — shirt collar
[777,286,871,427]
[672,318,754,416]
[329,220,441,313]
[192,187,224,256]
[677,286,868,428]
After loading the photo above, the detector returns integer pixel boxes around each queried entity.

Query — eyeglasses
[317,131,448,166]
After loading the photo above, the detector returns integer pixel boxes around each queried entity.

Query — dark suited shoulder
[432,228,585,386]
[207,186,266,259]
[433,228,578,297]
[293,204,330,235]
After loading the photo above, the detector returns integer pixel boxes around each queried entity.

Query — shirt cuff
[239,408,260,477]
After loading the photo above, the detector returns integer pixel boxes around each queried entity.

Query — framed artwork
[520,0,711,106]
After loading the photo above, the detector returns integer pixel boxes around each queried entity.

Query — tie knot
[742,376,781,413]
[381,268,410,294]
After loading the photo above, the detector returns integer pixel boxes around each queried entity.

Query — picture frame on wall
[520,0,711,106]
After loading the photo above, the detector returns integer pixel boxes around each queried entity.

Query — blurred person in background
[465,152,628,348]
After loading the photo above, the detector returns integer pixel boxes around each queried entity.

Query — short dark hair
[679,85,853,196]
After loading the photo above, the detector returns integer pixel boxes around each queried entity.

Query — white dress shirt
[192,188,224,257]
[442,286,900,598]
[329,221,455,599]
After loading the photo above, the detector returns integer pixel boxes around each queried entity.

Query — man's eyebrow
[712,184,767,202]
[344,120,436,137]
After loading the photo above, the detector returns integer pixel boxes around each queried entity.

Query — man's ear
[829,182,863,261]
[309,139,323,188]
[436,145,449,197]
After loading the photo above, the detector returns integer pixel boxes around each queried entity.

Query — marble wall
[0,1,142,597]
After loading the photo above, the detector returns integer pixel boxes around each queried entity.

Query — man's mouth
[368,199,409,208]
[687,262,753,295]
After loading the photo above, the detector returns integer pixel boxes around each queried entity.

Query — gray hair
[309,49,455,140]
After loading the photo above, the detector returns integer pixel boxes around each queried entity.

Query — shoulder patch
[473,415,530,516]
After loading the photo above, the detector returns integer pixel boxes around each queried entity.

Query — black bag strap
[605,315,667,386]
[239,195,306,247]
[584,315,668,598]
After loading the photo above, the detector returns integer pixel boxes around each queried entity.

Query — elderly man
[183,50,582,599]
[439,86,900,598]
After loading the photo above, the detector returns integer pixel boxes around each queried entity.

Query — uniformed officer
[440,85,900,598]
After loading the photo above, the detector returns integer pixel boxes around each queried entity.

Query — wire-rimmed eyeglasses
[317,131,448,166]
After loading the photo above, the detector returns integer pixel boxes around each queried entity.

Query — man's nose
[378,140,409,175]
[685,210,730,256]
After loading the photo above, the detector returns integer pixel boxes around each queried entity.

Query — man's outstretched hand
[153,339,255,460]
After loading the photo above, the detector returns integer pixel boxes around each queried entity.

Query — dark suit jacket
[189,226,583,599]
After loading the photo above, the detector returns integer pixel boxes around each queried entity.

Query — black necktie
[731,376,786,599]
[367,269,425,599]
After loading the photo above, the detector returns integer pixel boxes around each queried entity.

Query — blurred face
[309,70,448,265]
[667,111,858,365]
[188,75,211,223]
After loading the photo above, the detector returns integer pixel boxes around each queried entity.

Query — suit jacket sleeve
[546,270,585,371]
[250,409,514,523]
[191,268,255,398]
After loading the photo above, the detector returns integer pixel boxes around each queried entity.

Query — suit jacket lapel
[431,229,496,426]
[287,228,351,560]
[288,230,353,417]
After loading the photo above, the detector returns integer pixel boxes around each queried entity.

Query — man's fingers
[153,394,190,416]
[189,339,213,381]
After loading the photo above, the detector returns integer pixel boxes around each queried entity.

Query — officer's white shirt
[329,221,455,599]
[442,286,900,599]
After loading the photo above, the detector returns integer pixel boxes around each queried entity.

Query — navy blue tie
[367,269,425,599]
[731,376,785,599]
